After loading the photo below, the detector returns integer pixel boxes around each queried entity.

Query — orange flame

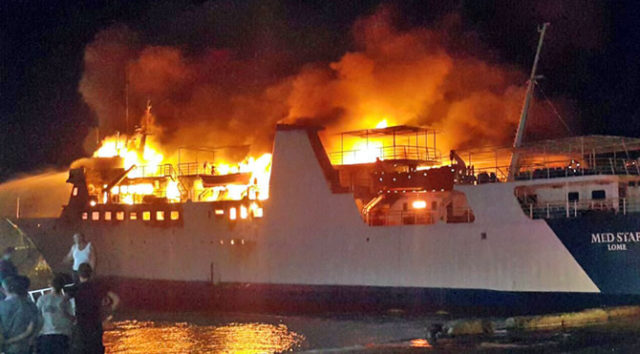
[92,132,272,205]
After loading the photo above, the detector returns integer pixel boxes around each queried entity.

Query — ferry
[7,25,640,314]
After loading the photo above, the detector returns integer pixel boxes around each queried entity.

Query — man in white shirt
[62,233,96,284]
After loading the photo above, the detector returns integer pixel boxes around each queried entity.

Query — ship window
[73,187,78,196]
[630,181,636,187]
[253,207,263,218]
[143,211,151,221]
[432,201,438,210]
[170,211,180,220]
[568,192,579,202]
[130,212,138,220]
[91,211,100,221]
[214,209,224,216]
[116,211,125,221]
[229,207,237,220]
[412,200,427,209]
[104,211,112,221]
[592,190,606,200]
[240,205,248,219]
[156,211,165,221]
[82,212,88,220]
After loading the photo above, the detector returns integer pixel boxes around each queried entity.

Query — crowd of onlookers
[0,233,118,354]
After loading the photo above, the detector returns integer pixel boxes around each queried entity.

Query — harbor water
[103,310,640,353]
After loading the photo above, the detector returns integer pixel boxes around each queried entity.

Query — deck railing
[177,162,213,176]
[330,145,442,165]
[513,158,640,180]
[28,283,74,302]
[129,164,175,179]
[466,157,640,184]
[520,197,640,219]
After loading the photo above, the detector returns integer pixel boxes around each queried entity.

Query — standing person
[63,233,95,284]
[0,247,18,301]
[0,275,42,354]
[36,274,74,354]
[0,247,18,283]
[71,263,119,354]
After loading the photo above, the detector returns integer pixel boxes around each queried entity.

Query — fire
[165,180,181,202]
[199,153,272,201]
[343,140,384,165]
[247,153,272,200]
[93,135,164,171]
[116,183,155,205]
[375,119,388,129]
[90,131,272,205]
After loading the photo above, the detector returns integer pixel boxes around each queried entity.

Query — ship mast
[138,99,152,153]
[508,23,550,181]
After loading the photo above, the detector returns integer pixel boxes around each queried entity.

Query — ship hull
[87,276,640,316]
[14,128,640,313]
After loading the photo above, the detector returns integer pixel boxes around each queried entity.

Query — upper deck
[328,125,442,166]
[455,135,640,184]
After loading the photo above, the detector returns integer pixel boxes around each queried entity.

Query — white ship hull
[16,127,640,313]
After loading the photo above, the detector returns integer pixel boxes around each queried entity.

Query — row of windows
[567,189,606,202]
[81,206,265,222]
[212,206,264,220]
[82,210,180,222]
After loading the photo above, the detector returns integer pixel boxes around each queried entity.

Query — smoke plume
[79,5,571,158]
[0,4,578,218]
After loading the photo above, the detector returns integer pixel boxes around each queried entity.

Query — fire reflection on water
[104,320,305,353]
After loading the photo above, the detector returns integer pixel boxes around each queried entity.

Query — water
[103,311,432,353]
[105,319,304,353]
[103,311,640,353]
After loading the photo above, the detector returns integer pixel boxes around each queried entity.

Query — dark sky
[1,0,639,180]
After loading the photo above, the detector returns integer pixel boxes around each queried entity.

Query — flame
[375,119,388,129]
[203,153,272,201]
[90,131,272,205]
[94,135,164,171]
[330,116,406,165]
[166,180,181,202]
[249,153,272,201]
[340,140,384,165]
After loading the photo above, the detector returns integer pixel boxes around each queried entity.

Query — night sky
[1,0,639,181]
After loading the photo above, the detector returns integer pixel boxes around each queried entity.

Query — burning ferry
[11,117,640,313]
[9,26,640,313]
